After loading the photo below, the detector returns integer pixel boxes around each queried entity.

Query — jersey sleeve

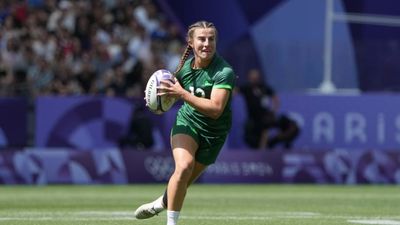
[213,67,235,90]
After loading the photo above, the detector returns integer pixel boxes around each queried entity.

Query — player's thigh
[171,134,199,170]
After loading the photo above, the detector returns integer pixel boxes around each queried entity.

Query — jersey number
[189,86,205,98]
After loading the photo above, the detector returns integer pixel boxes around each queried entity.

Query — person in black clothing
[239,68,299,149]
[267,114,300,149]
[239,68,279,149]
[119,104,154,150]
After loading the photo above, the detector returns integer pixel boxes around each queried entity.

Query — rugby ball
[145,69,176,114]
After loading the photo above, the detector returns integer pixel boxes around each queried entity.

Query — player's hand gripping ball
[144,69,176,114]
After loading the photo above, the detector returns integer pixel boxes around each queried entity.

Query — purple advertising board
[278,93,400,149]
[0,98,27,148]
[36,97,144,149]
[35,96,170,150]
[35,94,400,150]
[1,149,399,184]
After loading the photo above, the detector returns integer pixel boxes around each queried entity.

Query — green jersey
[175,54,236,138]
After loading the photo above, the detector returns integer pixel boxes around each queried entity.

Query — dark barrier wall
[0,98,27,148]
[0,149,399,184]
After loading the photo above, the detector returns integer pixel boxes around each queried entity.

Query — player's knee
[174,160,195,182]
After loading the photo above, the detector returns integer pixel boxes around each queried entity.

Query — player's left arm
[159,68,234,119]
[159,80,230,120]
[187,87,230,119]
[180,67,234,119]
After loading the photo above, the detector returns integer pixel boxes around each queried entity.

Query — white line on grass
[0,211,315,221]
[348,220,400,225]
[0,211,399,223]
[0,217,135,221]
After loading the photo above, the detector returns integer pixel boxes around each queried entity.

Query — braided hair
[173,45,192,75]
[173,21,217,76]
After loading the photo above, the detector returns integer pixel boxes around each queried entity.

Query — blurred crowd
[0,0,183,98]
[0,0,300,150]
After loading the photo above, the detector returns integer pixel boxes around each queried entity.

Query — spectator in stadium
[0,0,182,98]
[267,114,300,149]
[239,68,300,150]
[119,103,154,150]
[239,68,279,149]
[134,21,236,225]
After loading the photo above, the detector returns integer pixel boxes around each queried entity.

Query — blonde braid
[173,45,192,76]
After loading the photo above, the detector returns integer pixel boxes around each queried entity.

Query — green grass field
[0,184,399,225]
